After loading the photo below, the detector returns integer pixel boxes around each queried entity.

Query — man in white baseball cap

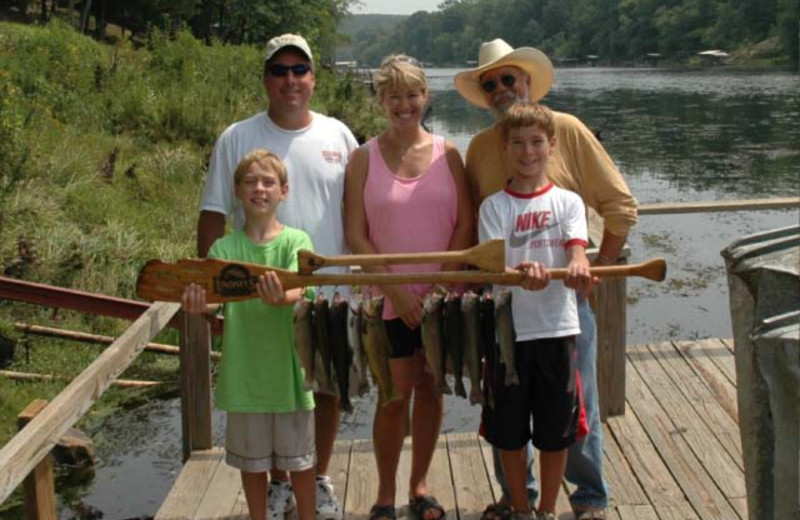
[198,32,357,520]
[457,38,637,520]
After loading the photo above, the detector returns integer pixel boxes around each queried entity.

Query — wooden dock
[155,337,746,520]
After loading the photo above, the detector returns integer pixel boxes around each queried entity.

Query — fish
[461,291,484,406]
[421,291,451,395]
[495,290,519,387]
[361,296,401,406]
[480,291,497,409]
[328,293,353,413]
[293,297,317,392]
[443,292,466,398]
[313,293,337,396]
[347,293,370,397]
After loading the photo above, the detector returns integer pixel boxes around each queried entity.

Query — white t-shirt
[200,111,358,297]
[478,183,588,341]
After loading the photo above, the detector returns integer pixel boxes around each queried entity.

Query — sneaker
[536,512,557,520]
[268,480,295,520]
[315,475,343,520]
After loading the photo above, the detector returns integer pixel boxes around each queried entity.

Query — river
[29,67,800,520]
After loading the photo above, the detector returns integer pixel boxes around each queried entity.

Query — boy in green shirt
[182,149,316,520]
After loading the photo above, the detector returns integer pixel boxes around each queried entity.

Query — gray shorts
[225,409,315,473]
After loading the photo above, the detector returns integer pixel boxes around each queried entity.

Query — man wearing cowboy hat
[455,39,638,520]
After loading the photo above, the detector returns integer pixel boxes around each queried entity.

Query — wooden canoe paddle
[297,239,506,274]
[136,257,666,303]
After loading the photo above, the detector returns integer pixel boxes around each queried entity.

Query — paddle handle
[294,258,666,289]
[297,239,506,274]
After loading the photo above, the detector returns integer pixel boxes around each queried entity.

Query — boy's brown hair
[233,149,288,186]
[497,102,556,140]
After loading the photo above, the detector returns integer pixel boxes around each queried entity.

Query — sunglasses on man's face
[267,63,312,77]
[481,73,517,93]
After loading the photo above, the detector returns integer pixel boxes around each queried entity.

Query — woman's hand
[517,261,551,291]
[257,271,288,306]
[383,285,424,329]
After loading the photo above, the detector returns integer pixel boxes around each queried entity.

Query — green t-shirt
[209,227,315,413]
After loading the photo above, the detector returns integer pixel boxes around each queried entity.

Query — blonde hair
[233,149,288,186]
[372,54,428,101]
[497,103,555,141]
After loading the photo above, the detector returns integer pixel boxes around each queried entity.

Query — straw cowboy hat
[454,38,553,109]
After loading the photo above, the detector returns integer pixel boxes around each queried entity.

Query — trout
[361,296,400,406]
[421,291,451,395]
[347,294,370,397]
[328,293,353,412]
[461,291,484,406]
[443,292,466,398]
[293,297,317,392]
[495,290,519,387]
[314,293,337,395]
[480,292,497,408]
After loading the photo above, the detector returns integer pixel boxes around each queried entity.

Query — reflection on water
[36,67,800,520]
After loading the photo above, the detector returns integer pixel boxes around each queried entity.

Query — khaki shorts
[225,409,315,473]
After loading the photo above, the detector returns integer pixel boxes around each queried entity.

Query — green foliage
[339,0,799,66]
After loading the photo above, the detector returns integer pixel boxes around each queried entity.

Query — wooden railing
[0,278,217,517]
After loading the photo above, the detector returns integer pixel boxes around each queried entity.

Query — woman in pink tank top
[344,56,474,519]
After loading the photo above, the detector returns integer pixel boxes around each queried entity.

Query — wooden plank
[155,448,224,520]
[328,439,353,512]
[179,312,213,462]
[446,433,494,519]
[601,423,650,506]
[192,457,241,520]
[646,341,742,465]
[478,436,503,503]
[0,301,181,504]
[18,400,56,520]
[630,343,745,499]
[729,498,749,520]
[0,275,189,330]
[228,489,248,520]
[673,340,739,422]
[418,436,456,518]
[342,439,378,517]
[626,356,742,519]
[606,410,699,519]
[617,505,659,520]
[637,196,800,215]
[706,338,737,385]
[13,322,221,360]
[595,263,628,419]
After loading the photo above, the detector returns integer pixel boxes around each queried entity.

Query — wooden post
[17,400,56,520]
[595,259,628,420]
[179,312,213,462]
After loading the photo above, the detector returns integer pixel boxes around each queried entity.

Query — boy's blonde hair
[372,54,428,101]
[233,149,288,186]
[497,103,556,141]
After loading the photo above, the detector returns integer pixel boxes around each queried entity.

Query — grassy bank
[0,19,382,515]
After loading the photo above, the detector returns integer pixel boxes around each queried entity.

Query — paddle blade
[636,258,667,281]
[136,258,264,303]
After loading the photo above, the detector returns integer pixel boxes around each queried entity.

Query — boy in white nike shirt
[478,103,595,520]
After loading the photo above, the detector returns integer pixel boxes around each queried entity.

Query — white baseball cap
[264,34,313,63]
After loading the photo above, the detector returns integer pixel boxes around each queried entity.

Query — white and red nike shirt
[478,183,588,341]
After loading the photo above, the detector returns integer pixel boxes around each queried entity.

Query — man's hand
[181,283,208,314]
[517,261,551,291]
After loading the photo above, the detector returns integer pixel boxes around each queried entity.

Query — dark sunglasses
[481,73,517,93]
[267,63,312,77]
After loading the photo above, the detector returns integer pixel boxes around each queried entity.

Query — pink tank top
[364,135,458,320]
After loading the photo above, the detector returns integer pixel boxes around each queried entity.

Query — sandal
[369,504,396,520]
[574,508,607,520]
[480,503,511,520]
[409,494,446,520]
